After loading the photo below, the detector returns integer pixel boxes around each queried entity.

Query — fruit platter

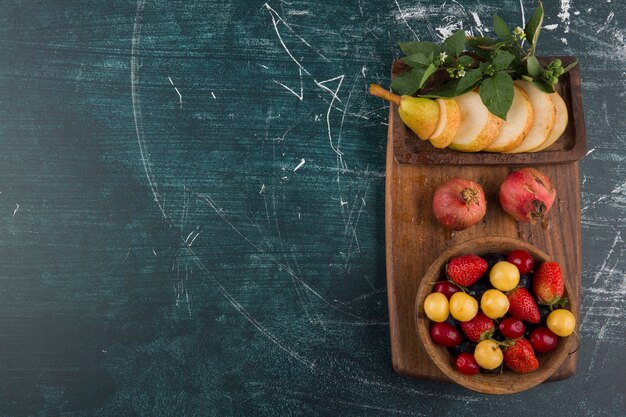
[378,4,584,393]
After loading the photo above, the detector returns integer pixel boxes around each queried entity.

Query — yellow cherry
[489,261,520,291]
[547,309,576,337]
[449,292,479,322]
[424,292,449,322]
[481,289,510,319]
[474,339,503,370]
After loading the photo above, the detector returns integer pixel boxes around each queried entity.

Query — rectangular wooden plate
[393,56,586,165]
[384,57,584,384]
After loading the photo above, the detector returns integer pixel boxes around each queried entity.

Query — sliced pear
[448,91,503,152]
[506,80,556,153]
[429,98,461,148]
[368,84,439,139]
[531,92,568,152]
[484,85,533,153]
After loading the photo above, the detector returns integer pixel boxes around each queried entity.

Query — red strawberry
[460,312,494,342]
[447,255,488,287]
[504,338,539,373]
[533,261,566,307]
[507,288,540,323]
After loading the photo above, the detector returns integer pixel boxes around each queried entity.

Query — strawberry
[533,261,566,308]
[460,312,494,342]
[504,338,539,373]
[507,288,540,323]
[447,255,488,287]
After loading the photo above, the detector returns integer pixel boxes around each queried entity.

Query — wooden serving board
[384,58,584,384]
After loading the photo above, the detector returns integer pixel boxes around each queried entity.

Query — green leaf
[526,55,544,78]
[457,55,474,67]
[493,14,512,39]
[532,79,555,93]
[390,68,421,95]
[524,1,544,47]
[421,69,483,98]
[419,63,438,88]
[420,80,463,98]
[457,68,483,92]
[466,36,498,49]
[479,71,514,120]
[443,29,466,57]
[402,52,432,68]
[399,41,440,57]
[492,51,515,70]
[479,61,492,74]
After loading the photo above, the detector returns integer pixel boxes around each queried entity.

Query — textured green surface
[0,1,624,415]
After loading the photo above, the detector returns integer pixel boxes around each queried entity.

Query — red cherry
[507,250,534,274]
[529,327,559,352]
[430,322,462,347]
[434,281,461,299]
[455,352,480,375]
[498,317,526,339]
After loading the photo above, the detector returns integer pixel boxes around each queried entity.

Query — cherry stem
[568,330,581,355]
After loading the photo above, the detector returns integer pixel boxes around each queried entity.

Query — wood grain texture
[385,120,582,382]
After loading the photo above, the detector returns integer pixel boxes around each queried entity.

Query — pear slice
[368,84,439,139]
[506,80,556,153]
[531,92,568,152]
[484,85,533,153]
[448,91,504,152]
[429,98,461,148]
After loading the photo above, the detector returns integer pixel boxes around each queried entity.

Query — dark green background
[0,1,624,415]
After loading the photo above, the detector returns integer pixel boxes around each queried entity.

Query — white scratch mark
[188,231,202,247]
[259,64,269,69]
[592,232,622,285]
[543,24,559,30]
[315,75,345,160]
[361,197,366,206]
[435,20,464,40]
[12,204,19,217]
[561,37,568,44]
[211,92,216,99]
[519,0,526,28]
[293,158,306,172]
[152,248,157,256]
[273,67,303,101]
[470,11,484,36]
[558,0,571,33]
[131,0,169,221]
[167,76,183,106]
[596,11,615,34]
[361,65,367,78]
[260,184,266,194]
[340,199,348,206]
[394,0,419,40]
[264,3,311,75]
[287,9,312,16]
[586,148,596,156]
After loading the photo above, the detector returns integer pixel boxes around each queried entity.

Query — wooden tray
[384,57,585,384]
[393,56,586,165]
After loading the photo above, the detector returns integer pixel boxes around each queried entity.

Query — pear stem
[369,84,401,106]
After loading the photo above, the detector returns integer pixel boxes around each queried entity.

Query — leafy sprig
[389,2,577,120]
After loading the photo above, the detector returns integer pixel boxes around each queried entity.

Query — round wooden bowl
[415,237,576,395]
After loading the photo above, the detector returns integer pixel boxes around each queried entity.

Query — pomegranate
[432,178,486,230]
[499,168,556,223]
